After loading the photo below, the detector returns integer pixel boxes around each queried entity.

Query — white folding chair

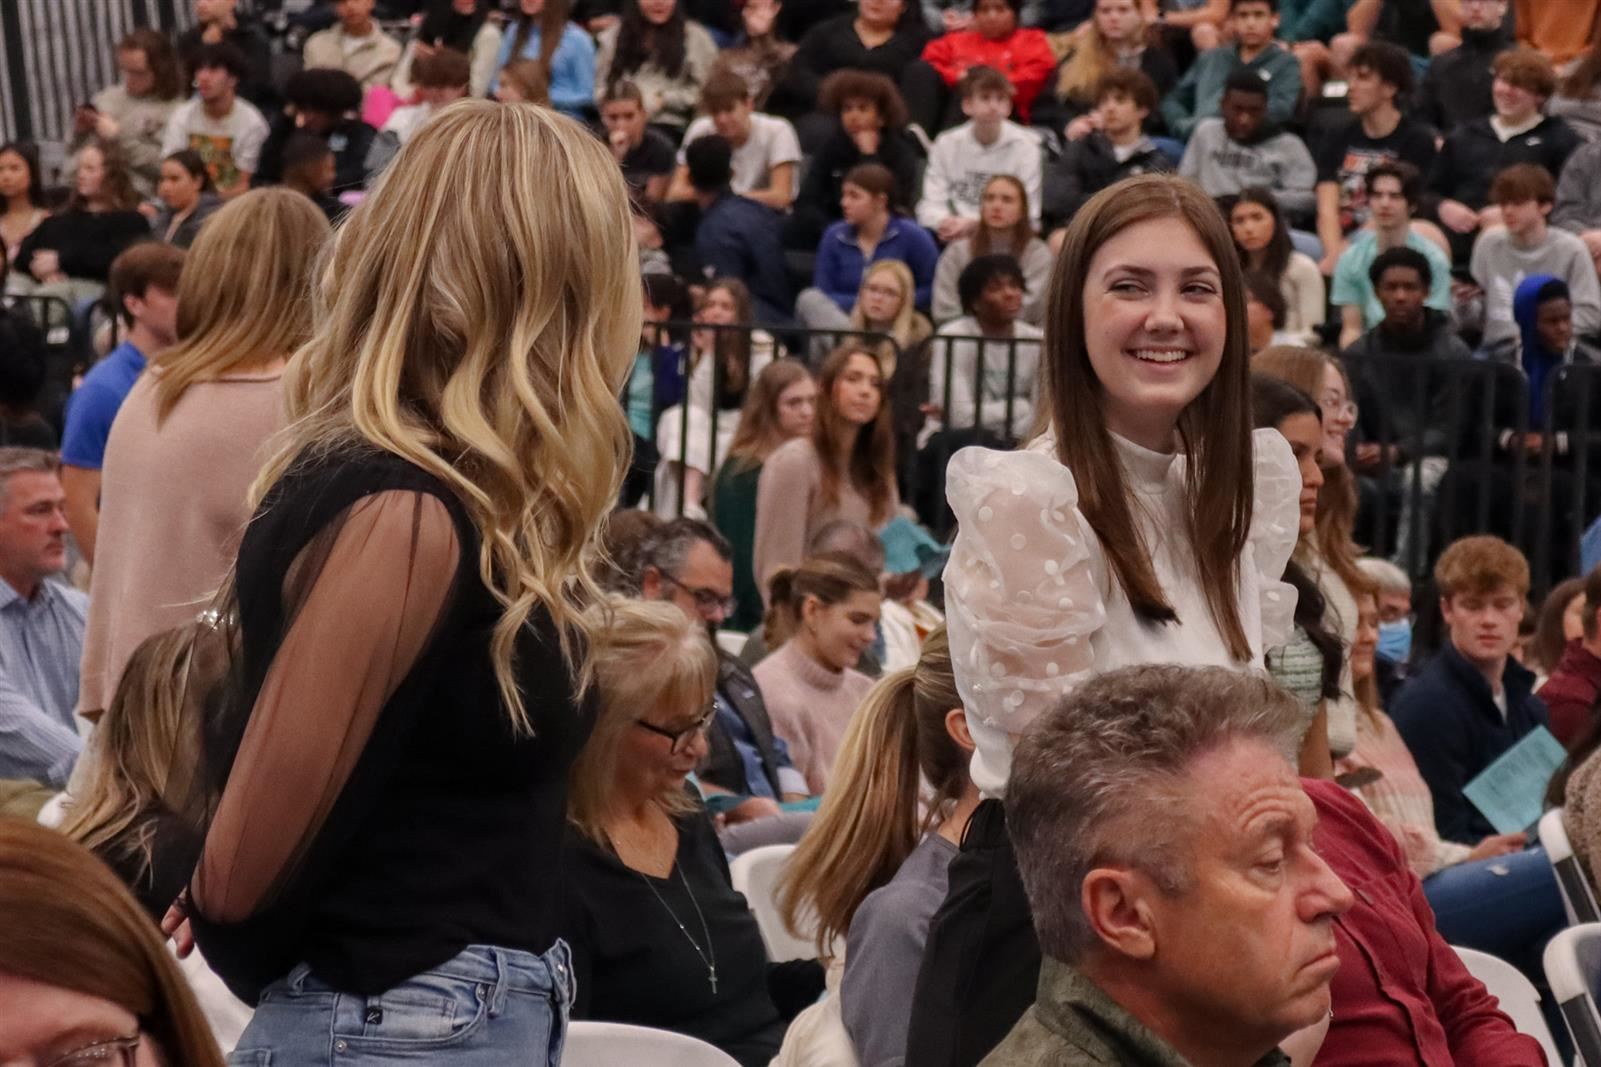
[715,629,748,658]
[1545,923,1601,1067]
[1541,808,1601,924]
[563,1021,742,1066]
[728,843,819,962]
[1453,945,1563,1067]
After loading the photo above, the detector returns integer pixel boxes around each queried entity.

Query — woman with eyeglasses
[1254,346,1369,766]
[558,597,824,1067]
[0,819,225,1067]
[753,552,882,793]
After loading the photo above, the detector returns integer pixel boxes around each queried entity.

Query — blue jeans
[227,942,574,1066]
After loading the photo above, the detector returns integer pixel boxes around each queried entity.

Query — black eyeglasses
[635,705,718,754]
[46,1033,141,1067]
[661,572,738,619]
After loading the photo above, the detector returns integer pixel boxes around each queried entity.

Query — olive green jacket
[980,958,1294,1067]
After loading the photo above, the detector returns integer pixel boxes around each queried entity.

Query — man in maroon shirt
[1541,566,1601,748]
[1307,776,1547,1066]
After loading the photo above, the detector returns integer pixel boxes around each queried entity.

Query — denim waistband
[286,940,575,1014]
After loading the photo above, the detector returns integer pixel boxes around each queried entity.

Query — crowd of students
[8,0,1601,1065]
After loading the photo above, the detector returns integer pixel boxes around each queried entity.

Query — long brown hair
[1038,173,1255,660]
[510,0,571,73]
[69,139,141,213]
[725,359,812,472]
[118,28,184,101]
[1252,345,1367,596]
[763,551,881,653]
[814,344,896,526]
[0,819,226,1067]
[776,629,967,958]
[971,174,1035,258]
[154,187,329,421]
[1531,577,1586,678]
[695,277,756,401]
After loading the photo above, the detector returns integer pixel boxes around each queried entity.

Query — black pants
[904,798,1041,1067]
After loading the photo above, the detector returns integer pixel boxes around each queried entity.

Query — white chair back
[1546,924,1601,1067]
[729,843,818,963]
[1454,945,1563,1066]
[563,1021,742,1066]
[715,629,748,657]
[1541,808,1601,924]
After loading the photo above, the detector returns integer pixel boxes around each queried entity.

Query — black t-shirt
[622,129,678,195]
[1316,115,1438,233]
[560,803,792,1067]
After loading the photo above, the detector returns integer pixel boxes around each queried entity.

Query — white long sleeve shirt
[915,120,1042,230]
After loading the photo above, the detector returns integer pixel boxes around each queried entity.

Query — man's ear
[640,565,664,600]
[1082,867,1159,961]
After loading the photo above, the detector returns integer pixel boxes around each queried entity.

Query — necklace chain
[637,864,719,995]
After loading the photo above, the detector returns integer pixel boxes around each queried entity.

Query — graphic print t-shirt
[1316,115,1437,233]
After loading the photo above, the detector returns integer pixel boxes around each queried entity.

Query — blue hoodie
[1513,273,1568,425]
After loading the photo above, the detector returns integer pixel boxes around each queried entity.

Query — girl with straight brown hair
[0,818,225,1067]
[752,343,898,596]
[907,171,1303,1066]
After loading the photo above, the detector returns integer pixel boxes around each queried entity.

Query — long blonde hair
[0,820,225,1067]
[252,101,642,731]
[1057,0,1146,104]
[848,259,930,377]
[154,188,330,422]
[60,621,219,883]
[776,629,965,958]
[567,596,718,844]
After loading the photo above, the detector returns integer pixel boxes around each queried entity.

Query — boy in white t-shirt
[915,65,1042,242]
[668,70,800,211]
[159,41,268,198]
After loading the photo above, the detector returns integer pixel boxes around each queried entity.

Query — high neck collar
[778,638,848,690]
[1112,431,1179,490]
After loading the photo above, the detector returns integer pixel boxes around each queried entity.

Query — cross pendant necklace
[638,864,719,994]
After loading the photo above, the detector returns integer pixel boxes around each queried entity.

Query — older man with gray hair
[986,665,1353,1067]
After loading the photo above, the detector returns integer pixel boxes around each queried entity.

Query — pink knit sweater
[752,639,874,794]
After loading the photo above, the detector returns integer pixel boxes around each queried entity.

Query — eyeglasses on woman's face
[634,705,717,754]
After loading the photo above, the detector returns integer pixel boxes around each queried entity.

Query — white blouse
[943,428,1302,795]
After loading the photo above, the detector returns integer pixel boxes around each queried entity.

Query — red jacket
[1540,638,1601,748]
[920,29,1056,123]
[1306,778,1545,1067]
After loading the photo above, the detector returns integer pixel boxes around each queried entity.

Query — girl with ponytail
[774,629,978,1067]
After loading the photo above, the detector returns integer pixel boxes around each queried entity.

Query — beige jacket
[303,25,403,90]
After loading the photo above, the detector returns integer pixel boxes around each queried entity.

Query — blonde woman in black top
[158,102,642,1066]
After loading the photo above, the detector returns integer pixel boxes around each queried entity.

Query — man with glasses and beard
[638,518,812,849]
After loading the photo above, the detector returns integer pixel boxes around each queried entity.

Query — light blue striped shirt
[0,578,87,787]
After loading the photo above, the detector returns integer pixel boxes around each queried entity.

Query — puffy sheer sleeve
[1247,427,1302,653]
[189,490,460,923]
[943,445,1105,793]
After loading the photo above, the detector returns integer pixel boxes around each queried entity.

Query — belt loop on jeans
[486,947,511,1017]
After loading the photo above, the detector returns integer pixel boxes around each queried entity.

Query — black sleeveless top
[189,448,594,1002]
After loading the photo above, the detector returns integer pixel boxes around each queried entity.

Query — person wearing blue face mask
[1359,557,1413,707]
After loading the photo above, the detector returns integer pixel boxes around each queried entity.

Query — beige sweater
[78,367,285,716]
[752,639,874,794]
[752,438,896,606]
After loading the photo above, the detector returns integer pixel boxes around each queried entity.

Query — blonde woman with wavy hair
[79,187,329,723]
[0,819,226,1067]
[847,259,932,376]
[158,101,641,1066]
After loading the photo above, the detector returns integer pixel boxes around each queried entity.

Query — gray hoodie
[1178,116,1318,218]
